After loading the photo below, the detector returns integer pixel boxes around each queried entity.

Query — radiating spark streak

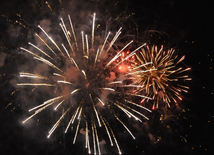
[20,47,41,58]
[60,18,69,36]
[68,15,78,51]
[126,68,157,75]
[77,107,83,119]
[124,99,152,112]
[53,73,66,79]
[35,33,58,57]
[100,117,113,146]
[115,116,135,139]
[57,80,75,85]
[34,56,63,72]
[106,28,122,53]
[81,70,87,79]
[178,84,189,89]
[109,124,122,154]
[89,94,102,127]
[54,99,65,110]
[73,116,81,144]
[85,120,88,148]
[85,120,91,154]
[60,23,75,53]
[71,58,80,71]
[126,105,149,120]
[94,122,101,155]
[101,88,115,91]
[22,99,60,124]
[29,96,64,112]
[38,25,65,57]
[17,83,55,86]
[113,43,146,69]
[71,88,81,95]
[92,120,96,155]
[108,81,122,84]
[126,93,152,99]
[120,84,143,88]
[85,35,89,56]
[105,40,133,67]
[177,67,191,74]
[45,1,52,12]
[48,108,70,138]
[176,55,185,65]
[19,72,48,80]
[97,97,105,105]
[99,31,111,57]
[87,136,91,154]
[94,49,99,65]
[92,13,96,49]
[22,112,37,124]
[81,31,85,55]
[62,44,80,70]
[64,106,80,133]
[131,62,152,70]
[28,42,53,60]
[115,103,142,122]
[115,104,131,118]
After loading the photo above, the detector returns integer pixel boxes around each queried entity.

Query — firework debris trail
[18,13,153,154]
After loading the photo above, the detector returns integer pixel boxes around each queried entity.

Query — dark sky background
[0,0,213,155]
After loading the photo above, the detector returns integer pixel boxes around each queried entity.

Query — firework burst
[18,13,152,154]
[127,45,191,110]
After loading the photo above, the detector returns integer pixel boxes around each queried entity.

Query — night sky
[0,0,213,155]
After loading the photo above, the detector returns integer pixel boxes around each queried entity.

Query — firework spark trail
[99,31,111,57]
[68,15,78,51]
[105,40,133,67]
[18,13,152,154]
[35,33,58,58]
[19,72,48,80]
[92,13,96,49]
[128,45,191,109]
[17,83,55,86]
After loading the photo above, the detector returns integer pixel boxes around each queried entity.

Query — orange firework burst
[128,45,191,110]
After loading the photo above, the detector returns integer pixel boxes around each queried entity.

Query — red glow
[140,99,145,103]
[152,104,155,110]
[118,64,131,72]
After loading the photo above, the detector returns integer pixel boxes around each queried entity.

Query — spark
[53,73,66,79]
[19,72,48,80]
[73,116,81,144]
[112,43,146,69]
[33,56,63,72]
[101,88,115,91]
[92,13,96,49]
[35,33,58,57]
[17,83,55,86]
[81,31,85,55]
[99,32,111,57]
[68,15,78,51]
[97,97,105,105]
[57,80,75,85]
[28,42,53,60]
[115,116,135,139]
[105,40,133,67]
[38,25,65,57]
